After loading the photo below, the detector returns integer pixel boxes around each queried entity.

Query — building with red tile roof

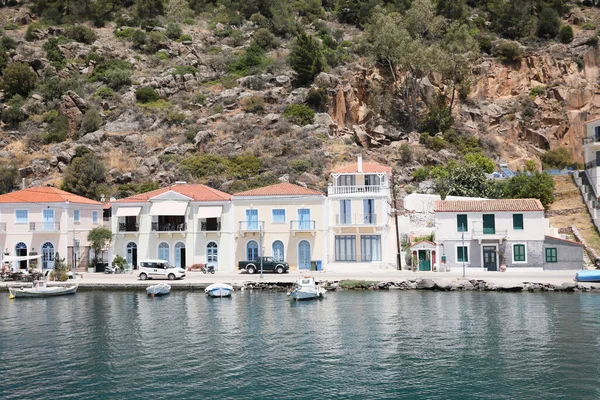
[0,186,103,205]
[434,199,544,213]
[113,184,231,203]
[232,182,323,197]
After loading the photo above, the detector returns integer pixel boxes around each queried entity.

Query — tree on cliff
[0,165,18,195]
[61,153,108,200]
[289,32,325,86]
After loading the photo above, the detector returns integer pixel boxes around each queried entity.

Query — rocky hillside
[0,0,598,198]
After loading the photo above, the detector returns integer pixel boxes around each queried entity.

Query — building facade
[0,187,105,271]
[326,155,397,269]
[231,182,327,270]
[110,184,235,271]
[434,199,583,270]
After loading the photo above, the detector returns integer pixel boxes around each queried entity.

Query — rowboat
[288,276,325,301]
[146,283,171,296]
[9,283,78,299]
[576,270,600,282]
[205,283,233,297]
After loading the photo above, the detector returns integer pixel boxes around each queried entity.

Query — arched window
[158,242,170,263]
[207,242,218,264]
[247,241,259,261]
[41,242,55,269]
[174,242,185,268]
[272,240,284,261]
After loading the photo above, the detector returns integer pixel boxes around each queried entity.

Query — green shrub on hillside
[81,109,103,134]
[228,44,271,76]
[136,87,160,103]
[181,154,229,178]
[44,114,69,143]
[495,41,522,63]
[283,104,315,126]
[172,65,198,75]
[289,159,311,173]
[65,24,97,44]
[289,32,325,86]
[92,60,132,89]
[536,8,560,38]
[1,95,26,127]
[1,62,37,96]
[166,22,183,40]
[230,154,261,178]
[559,25,573,44]
[0,164,18,195]
[540,147,573,169]
[252,28,277,49]
[240,96,265,113]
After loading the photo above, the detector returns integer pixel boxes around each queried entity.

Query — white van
[138,259,186,280]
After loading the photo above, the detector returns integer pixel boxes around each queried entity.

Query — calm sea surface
[1,290,600,399]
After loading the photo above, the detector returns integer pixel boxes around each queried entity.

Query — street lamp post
[461,224,466,278]
[259,223,264,279]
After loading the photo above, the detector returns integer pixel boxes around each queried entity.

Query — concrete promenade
[0,268,593,292]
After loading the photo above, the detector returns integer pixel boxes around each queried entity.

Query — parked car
[138,259,186,280]
[238,257,289,274]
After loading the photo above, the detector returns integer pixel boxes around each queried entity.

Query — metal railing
[119,222,139,232]
[290,220,316,230]
[151,222,187,232]
[582,137,600,145]
[472,229,508,236]
[201,221,221,231]
[239,221,265,231]
[335,214,377,225]
[29,222,60,232]
[328,185,388,195]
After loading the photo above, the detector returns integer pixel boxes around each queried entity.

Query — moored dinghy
[576,270,600,282]
[9,283,78,299]
[146,283,171,296]
[205,283,233,297]
[288,276,325,301]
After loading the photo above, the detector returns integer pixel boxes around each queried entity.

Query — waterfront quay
[1,269,596,293]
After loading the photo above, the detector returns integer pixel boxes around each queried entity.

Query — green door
[483,214,496,234]
[418,250,431,271]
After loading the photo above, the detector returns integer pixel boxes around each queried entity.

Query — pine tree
[289,32,325,86]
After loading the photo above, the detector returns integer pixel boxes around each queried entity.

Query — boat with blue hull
[576,270,600,282]
[205,283,233,297]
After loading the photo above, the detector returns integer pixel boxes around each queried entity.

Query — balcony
[335,214,378,226]
[239,221,264,236]
[471,228,508,239]
[586,160,599,170]
[583,137,600,146]
[151,222,186,232]
[200,221,221,232]
[29,222,60,232]
[328,185,389,195]
[290,220,316,236]
[119,222,139,232]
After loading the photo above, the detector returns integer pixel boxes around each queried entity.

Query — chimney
[174,181,187,185]
[21,178,25,190]
[100,194,105,202]
[357,153,363,173]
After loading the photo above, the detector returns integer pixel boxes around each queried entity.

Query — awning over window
[115,207,142,217]
[197,206,223,219]
[149,201,188,216]
[2,254,42,262]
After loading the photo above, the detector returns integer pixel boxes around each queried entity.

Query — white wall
[404,194,486,213]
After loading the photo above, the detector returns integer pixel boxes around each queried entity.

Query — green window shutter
[483,214,495,234]
[513,214,523,230]
[545,248,557,263]
[457,246,468,262]
[457,215,468,232]
[513,244,526,262]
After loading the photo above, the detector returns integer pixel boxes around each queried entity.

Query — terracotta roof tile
[434,198,544,212]
[0,187,103,205]
[113,184,231,203]
[544,235,584,247]
[233,182,323,197]
[331,162,391,173]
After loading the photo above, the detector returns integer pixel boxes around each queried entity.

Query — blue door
[247,241,259,261]
[298,240,311,270]
[43,209,54,231]
[298,209,310,230]
[246,209,258,230]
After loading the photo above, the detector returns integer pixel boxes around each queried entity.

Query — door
[174,242,185,269]
[15,242,27,270]
[298,240,311,270]
[363,199,375,224]
[42,242,55,270]
[298,209,310,230]
[340,200,351,224]
[482,214,495,234]
[247,241,259,261]
[483,246,497,271]
[596,150,600,167]
[43,209,54,231]
[207,242,218,270]
[418,250,431,271]
[126,242,137,269]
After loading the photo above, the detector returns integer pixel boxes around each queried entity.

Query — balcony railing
[586,160,599,169]
[239,221,265,231]
[583,137,600,145]
[328,185,388,195]
[0,222,5,232]
[201,221,221,231]
[119,222,139,232]
[29,222,60,232]
[290,220,316,230]
[335,214,378,226]
[472,229,508,237]
[151,222,186,232]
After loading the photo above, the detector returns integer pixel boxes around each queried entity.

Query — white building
[0,186,105,271]
[110,183,235,271]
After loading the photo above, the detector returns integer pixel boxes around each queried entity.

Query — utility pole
[390,171,402,270]
[461,225,466,278]
[259,223,264,279]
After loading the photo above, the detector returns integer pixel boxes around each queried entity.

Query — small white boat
[205,283,233,297]
[288,276,326,301]
[9,283,78,299]
[146,283,171,296]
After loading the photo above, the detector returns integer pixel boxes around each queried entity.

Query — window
[457,215,468,232]
[335,235,356,261]
[545,248,557,263]
[298,209,311,229]
[92,211,98,224]
[272,241,284,261]
[15,210,28,224]
[365,174,381,186]
[246,209,258,230]
[339,199,351,224]
[513,214,523,230]
[247,241,259,261]
[272,209,286,223]
[158,242,170,262]
[513,244,526,262]
[457,246,469,263]
[337,175,356,186]
[73,210,80,223]
[482,214,495,234]
[363,199,375,224]
[361,235,381,261]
